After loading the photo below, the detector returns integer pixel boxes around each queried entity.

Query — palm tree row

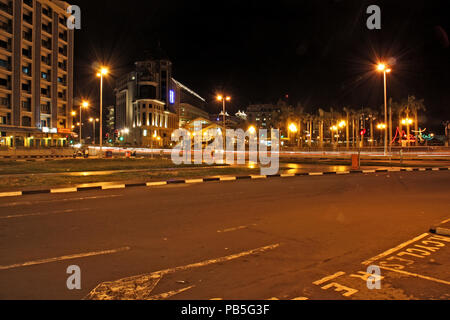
[258,96,426,149]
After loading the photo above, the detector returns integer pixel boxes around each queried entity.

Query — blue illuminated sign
[169,90,175,104]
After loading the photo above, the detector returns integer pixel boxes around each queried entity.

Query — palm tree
[405,96,426,146]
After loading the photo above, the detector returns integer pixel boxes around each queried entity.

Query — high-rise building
[0,0,74,148]
[114,52,208,147]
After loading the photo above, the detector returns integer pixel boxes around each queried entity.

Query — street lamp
[97,66,109,157]
[79,101,89,144]
[248,126,256,135]
[89,117,99,145]
[217,95,231,131]
[402,118,413,146]
[377,63,392,155]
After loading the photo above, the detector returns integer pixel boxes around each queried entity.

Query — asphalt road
[0,171,449,300]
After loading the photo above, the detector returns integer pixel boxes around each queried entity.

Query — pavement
[0,170,449,300]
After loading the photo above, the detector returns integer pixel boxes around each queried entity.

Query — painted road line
[217,226,248,233]
[185,179,204,184]
[51,187,78,194]
[146,181,168,187]
[0,194,122,208]
[362,233,429,266]
[102,184,126,190]
[309,172,324,176]
[0,247,131,271]
[432,168,440,171]
[0,208,90,220]
[85,244,280,300]
[363,170,376,173]
[337,171,350,175]
[440,218,450,225]
[379,266,450,286]
[313,272,346,286]
[148,286,196,300]
[0,191,22,198]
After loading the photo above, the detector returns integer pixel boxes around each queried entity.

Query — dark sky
[71,0,449,131]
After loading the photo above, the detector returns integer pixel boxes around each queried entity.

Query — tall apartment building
[0,0,74,148]
[115,53,208,147]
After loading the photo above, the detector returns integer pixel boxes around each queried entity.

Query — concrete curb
[0,167,449,198]
[430,227,450,237]
[0,155,72,161]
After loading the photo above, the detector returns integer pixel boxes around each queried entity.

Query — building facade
[114,55,208,147]
[0,0,74,148]
[246,104,281,129]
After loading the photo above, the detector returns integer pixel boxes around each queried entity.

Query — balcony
[41,55,51,66]
[23,14,33,26]
[0,21,12,34]
[40,104,51,114]
[23,31,32,42]
[42,24,52,35]
[22,102,32,112]
[58,47,67,56]
[23,0,33,8]
[42,40,52,50]
[0,2,13,15]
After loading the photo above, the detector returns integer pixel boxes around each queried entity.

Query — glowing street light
[79,101,89,144]
[89,117,99,145]
[217,94,231,131]
[401,118,413,125]
[377,123,387,130]
[377,62,392,155]
[289,123,298,133]
[96,66,109,157]
[338,120,347,128]
[248,126,256,135]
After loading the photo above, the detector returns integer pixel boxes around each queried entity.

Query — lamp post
[402,118,413,146]
[289,123,298,145]
[79,101,89,145]
[377,123,387,146]
[89,117,99,145]
[96,67,109,157]
[217,95,231,130]
[377,63,392,155]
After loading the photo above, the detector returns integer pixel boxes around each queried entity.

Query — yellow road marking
[281,174,296,177]
[337,171,350,175]
[440,218,450,224]
[313,271,345,285]
[251,175,267,179]
[379,266,450,286]
[309,172,324,176]
[0,247,130,271]
[362,233,429,266]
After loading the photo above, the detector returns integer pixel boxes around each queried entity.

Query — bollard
[351,154,360,170]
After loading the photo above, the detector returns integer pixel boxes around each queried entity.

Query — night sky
[71,0,449,131]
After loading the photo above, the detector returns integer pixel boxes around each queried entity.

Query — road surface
[0,171,449,300]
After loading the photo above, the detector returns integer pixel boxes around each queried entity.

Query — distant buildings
[246,104,281,129]
[114,52,208,147]
[0,0,74,148]
[105,105,114,138]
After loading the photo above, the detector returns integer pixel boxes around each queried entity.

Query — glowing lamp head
[226,96,231,101]
[289,123,298,133]
[81,101,89,108]
[377,64,386,72]
[217,95,223,101]
[248,126,256,134]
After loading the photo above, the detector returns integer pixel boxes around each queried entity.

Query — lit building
[114,51,208,147]
[0,0,74,148]
[105,104,114,137]
[246,104,281,129]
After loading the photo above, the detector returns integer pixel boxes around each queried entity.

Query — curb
[0,167,449,198]
[430,227,450,237]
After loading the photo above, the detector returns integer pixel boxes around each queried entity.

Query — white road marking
[440,218,450,225]
[0,247,131,271]
[362,233,429,266]
[0,208,90,219]
[217,226,248,233]
[363,170,376,173]
[309,172,324,176]
[337,171,350,175]
[281,174,296,177]
[85,244,280,300]
[0,194,122,208]
[148,286,195,300]
[251,175,267,179]
[379,266,450,286]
